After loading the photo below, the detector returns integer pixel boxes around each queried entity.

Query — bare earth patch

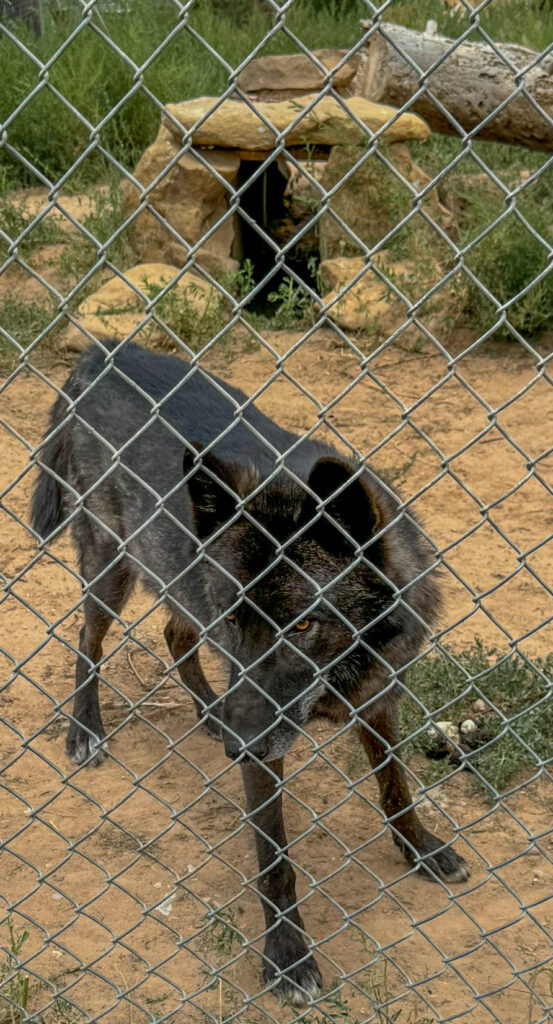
[1,330,552,1023]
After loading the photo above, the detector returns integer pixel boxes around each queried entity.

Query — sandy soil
[1,328,553,1024]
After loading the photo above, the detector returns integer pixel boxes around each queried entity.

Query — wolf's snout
[223,679,276,762]
[224,734,270,762]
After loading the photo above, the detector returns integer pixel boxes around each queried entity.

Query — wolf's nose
[224,735,269,762]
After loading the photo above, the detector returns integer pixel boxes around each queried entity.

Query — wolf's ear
[183,445,239,539]
[306,457,380,548]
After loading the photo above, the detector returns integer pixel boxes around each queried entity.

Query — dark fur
[32,342,468,1005]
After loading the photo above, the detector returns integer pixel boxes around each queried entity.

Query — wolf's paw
[66,719,107,767]
[400,830,470,883]
[263,933,322,1006]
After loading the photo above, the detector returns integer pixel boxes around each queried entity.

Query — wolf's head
[184,447,432,763]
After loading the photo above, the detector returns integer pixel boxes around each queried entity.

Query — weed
[265,276,314,329]
[0,918,29,1024]
[45,997,84,1024]
[363,961,403,1024]
[204,908,243,958]
[223,259,256,304]
[141,276,227,351]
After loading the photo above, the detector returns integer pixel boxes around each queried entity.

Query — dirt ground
[1,326,553,1024]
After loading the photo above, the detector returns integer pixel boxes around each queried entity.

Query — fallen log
[357,20,553,151]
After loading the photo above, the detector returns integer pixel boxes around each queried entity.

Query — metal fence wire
[1,1,553,1022]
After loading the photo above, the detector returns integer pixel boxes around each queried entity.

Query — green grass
[0,0,367,190]
[54,180,135,286]
[403,132,553,337]
[0,296,60,367]
[3,0,553,341]
[0,193,66,260]
[0,917,29,1024]
[2,0,548,194]
[398,641,553,799]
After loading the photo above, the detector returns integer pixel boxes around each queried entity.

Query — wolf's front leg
[241,759,322,1005]
[357,700,470,883]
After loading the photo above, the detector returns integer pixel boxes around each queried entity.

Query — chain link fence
[1,1,553,1022]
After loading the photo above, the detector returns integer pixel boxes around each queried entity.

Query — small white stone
[472,699,488,714]
[460,718,478,736]
[158,894,175,917]
[436,720,458,742]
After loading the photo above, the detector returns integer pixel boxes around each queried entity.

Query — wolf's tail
[31,394,72,541]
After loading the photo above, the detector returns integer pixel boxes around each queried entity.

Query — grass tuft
[400,640,553,799]
[0,917,29,1024]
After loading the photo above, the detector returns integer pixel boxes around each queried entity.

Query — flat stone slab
[165,93,430,151]
[237,49,360,95]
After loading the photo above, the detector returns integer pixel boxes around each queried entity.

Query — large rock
[165,93,430,150]
[237,50,360,100]
[320,255,407,332]
[318,143,409,261]
[74,262,221,343]
[318,141,453,262]
[122,124,240,276]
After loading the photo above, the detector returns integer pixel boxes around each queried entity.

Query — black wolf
[31,342,468,1004]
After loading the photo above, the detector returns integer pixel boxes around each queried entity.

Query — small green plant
[363,960,403,1024]
[142,277,227,350]
[204,908,243,958]
[0,917,30,1024]
[266,276,314,329]
[46,997,84,1024]
[225,259,256,303]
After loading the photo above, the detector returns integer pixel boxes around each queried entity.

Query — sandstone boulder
[320,255,407,331]
[74,262,221,343]
[318,141,453,262]
[165,93,430,150]
[122,124,240,275]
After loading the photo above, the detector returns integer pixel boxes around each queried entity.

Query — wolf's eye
[294,619,311,632]
[225,612,236,623]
